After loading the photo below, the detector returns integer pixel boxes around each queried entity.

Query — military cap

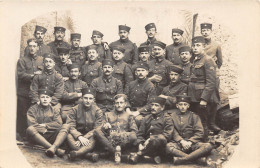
[200,23,212,30]
[112,46,125,53]
[150,96,166,106]
[71,33,81,40]
[38,88,53,97]
[102,59,114,67]
[134,62,149,71]
[145,23,156,31]
[92,30,104,37]
[54,26,66,32]
[153,41,166,49]
[179,46,191,54]
[35,25,47,33]
[57,47,70,55]
[138,46,150,53]
[68,63,80,71]
[172,28,184,35]
[176,94,191,103]
[86,44,98,52]
[168,65,184,74]
[27,38,38,45]
[43,53,55,61]
[119,25,131,32]
[82,88,96,97]
[192,36,206,44]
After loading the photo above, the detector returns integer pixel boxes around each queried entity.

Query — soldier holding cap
[69,33,87,67]
[200,23,223,69]
[166,94,213,165]
[159,65,188,110]
[26,88,70,158]
[66,88,103,161]
[55,47,72,81]
[81,45,102,86]
[47,26,71,62]
[91,59,123,113]
[24,25,52,57]
[109,25,138,65]
[178,46,192,84]
[166,28,187,65]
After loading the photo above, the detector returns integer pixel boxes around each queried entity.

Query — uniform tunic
[166,42,186,65]
[47,40,71,62]
[109,38,138,65]
[204,39,223,69]
[69,47,87,67]
[55,62,70,78]
[180,62,192,85]
[24,43,52,58]
[80,60,102,86]
[86,44,112,62]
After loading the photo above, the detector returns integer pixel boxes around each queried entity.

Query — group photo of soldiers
[16,9,239,167]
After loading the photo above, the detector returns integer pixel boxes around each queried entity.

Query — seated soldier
[55,47,72,81]
[132,96,173,164]
[91,59,123,113]
[26,89,70,158]
[61,64,88,122]
[94,94,138,162]
[66,88,103,161]
[159,65,188,110]
[81,45,102,87]
[166,94,213,165]
[179,46,192,85]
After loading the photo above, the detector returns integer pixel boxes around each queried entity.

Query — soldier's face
[201,28,212,39]
[150,103,163,115]
[82,94,95,107]
[34,31,45,42]
[59,53,70,63]
[153,46,165,57]
[54,31,65,41]
[28,41,39,55]
[115,97,127,112]
[71,38,81,48]
[169,71,180,83]
[172,33,182,44]
[119,30,129,40]
[180,51,192,63]
[146,28,157,38]
[102,65,114,76]
[44,58,55,70]
[88,49,99,61]
[70,68,80,80]
[139,51,150,62]
[113,50,124,61]
[39,94,52,106]
[192,43,205,55]
[176,102,190,113]
[91,35,102,45]
[135,68,148,79]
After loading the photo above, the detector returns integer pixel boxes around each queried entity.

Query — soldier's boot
[30,133,52,149]
[85,153,99,162]
[93,129,115,154]
[69,144,94,160]
[196,157,207,165]
[168,148,188,157]
[208,108,221,133]
[153,156,161,164]
[67,134,80,151]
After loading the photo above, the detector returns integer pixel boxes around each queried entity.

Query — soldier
[179,46,192,85]
[66,88,103,161]
[148,41,173,95]
[188,36,221,139]
[55,47,72,81]
[133,96,173,164]
[17,38,44,139]
[94,94,138,162]
[131,45,151,76]
[166,95,213,165]
[69,33,87,67]
[166,28,186,65]
[109,25,138,65]
[200,23,223,69]
[87,30,112,62]
[61,64,88,122]
[159,65,188,110]
[29,53,64,110]
[24,25,52,57]
[26,89,70,158]
[91,59,123,113]
[111,46,134,90]
[47,26,71,62]
[81,45,102,86]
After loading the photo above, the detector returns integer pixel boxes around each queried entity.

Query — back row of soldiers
[16,22,223,165]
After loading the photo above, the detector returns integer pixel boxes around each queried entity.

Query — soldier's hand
[103,123,112,130]
[39,124,46,127]
[78,136,90,146]
[34,71,42,75]
[180,140,191,150]
[154,75,162,82]
[63,77,69,81]
[75,140,81,147]
[77,93,82,97]
[144,138,150,147]
[159,94,168,99]
[139,144,145,151]
[37,101,40,105]
[103,42,109,50]
[200,100,207,109]
[66,59,72,65]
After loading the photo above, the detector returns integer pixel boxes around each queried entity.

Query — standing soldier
[179,46,192,85]
[109,25,138,65]
[17,38,44,139]
[200,23,223,69]
[87,30,112,62]
[131,45,151,76]
[47,26,71,62]
[24,25,52,57]
[69,33,87,67]
[166,28,186,65]
[91,59,123,113]
[55,47,72,81]
[189,36,221,139]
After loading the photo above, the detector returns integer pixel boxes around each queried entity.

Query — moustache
[104,70,111,73]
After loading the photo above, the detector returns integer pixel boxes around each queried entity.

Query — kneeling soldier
[26,89,70,158]
[166,94,213,165]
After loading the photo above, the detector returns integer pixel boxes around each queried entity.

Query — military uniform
[204,39,223,69]
[166,42,186,65]
[48,40,71,62]
[80,60,102,86]
[86,44,112,62]
[180,62,192,85]
[55,62,70,78]
[24,43,52,58]
[69,47,87,67]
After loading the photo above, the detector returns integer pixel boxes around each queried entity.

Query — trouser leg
[166,142,188,157]
[69,137,96,159]
[17,96,31,138]
[67,133,80,151]
[208,102,221,132]
[93,128,115,153]
[141,135,167,157]
[26,126,52,148]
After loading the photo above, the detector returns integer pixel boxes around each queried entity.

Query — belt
[190,78,205,83]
